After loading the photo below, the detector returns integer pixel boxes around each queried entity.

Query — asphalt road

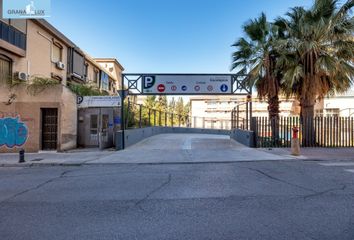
[1,161,354,240]
[0,134,354,240]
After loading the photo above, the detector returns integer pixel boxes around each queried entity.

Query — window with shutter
[0,55,12,85]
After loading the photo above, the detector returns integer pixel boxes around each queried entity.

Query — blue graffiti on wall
[0,117,28,148]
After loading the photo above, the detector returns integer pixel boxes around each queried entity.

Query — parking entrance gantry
[120,73,252,149]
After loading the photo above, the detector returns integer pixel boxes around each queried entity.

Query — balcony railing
[0,21,26,50]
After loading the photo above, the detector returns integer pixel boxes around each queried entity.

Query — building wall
[95,60,123,90]
[26,20,68,84]
[324,93,354,117]
[0,20,69,84]
[190,95,300,130]
[0,85,77,153]
[0,19,76,153]
[0,18,124,153]
[85,60,100,88]
[190,96,239,129]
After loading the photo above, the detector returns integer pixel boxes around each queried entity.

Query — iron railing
[251,116,354,148]
[124,101,189,129]
[231,101,252,130]
[0,21,26,50]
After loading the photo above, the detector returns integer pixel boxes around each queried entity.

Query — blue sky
[48,0,312,74]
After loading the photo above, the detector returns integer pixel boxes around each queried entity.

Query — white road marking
[317,162,354,174]
[318,162,354,167]
[182,138,192,150]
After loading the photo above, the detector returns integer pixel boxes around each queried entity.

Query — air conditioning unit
[16,72,28,81]
[56,61,65,70]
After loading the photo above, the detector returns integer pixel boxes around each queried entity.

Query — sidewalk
[259,147,354,161]
[1,146,354,167]
[0,149,116,167]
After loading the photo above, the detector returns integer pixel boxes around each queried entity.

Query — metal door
[89,114,99,146]
[41,108,58,150]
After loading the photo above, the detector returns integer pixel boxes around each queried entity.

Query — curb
[0,162,84,167]
[0,158,304,167]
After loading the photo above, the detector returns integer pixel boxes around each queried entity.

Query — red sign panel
[157,84,165,92]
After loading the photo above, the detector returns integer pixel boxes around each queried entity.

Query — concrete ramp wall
[230,129,256,148]
[116,127,231,149]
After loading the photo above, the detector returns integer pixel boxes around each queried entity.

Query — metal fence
[252,116,354,148]
[231,101,252,130]
[125,101,189,129]
[125,102,233,130]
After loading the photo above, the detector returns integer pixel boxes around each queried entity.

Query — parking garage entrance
[119,74,252,149]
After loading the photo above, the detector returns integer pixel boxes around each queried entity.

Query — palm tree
[277,0,354,119]
[276,0,354,145]
[231,13,284,143]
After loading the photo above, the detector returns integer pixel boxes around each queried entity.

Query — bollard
[19,149,25,163]
[291,127,300,156]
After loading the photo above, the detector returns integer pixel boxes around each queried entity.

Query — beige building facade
[189,91,350,130]
[190,95,302,130]
[0,14,123,152]
[94,58,124,92]
[323,90,354,117]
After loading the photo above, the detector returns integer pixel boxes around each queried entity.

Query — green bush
[68,83,108,96]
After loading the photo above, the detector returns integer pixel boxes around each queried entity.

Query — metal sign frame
[122,73,251,95]
[119,73,252,150]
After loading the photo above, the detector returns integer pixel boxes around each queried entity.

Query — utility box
[115,130,124,150]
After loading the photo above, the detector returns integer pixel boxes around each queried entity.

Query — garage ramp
[89,134,296,164]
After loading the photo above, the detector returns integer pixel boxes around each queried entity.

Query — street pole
[249,89,253,129]
[120,74,125,150]
[159,111,162,126]
[139,104,142,128]
[236,105,239,129]
[246,102,249,130]
[154,110,156,126]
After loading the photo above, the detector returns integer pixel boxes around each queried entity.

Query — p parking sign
[143,76,155,89]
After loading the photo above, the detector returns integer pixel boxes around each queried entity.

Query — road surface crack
[135,174,172,209]
[0,170,72,205]
[247,167,317,193]
[304,184,347,199]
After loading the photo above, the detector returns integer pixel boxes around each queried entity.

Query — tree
[175,97,184,115]
[175,97,185,125]
[142,96,157,126]
[144,96,157,109]
[124,100,136,128]
[157,95,168,112]
[231,13,285,143]
[184,102,191,126]
[152,95,166,125]
[277,0,354,119]
[167,97,176,125]
[168,97,176,114]
[276,0,354,145]
[232,13,284,120]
